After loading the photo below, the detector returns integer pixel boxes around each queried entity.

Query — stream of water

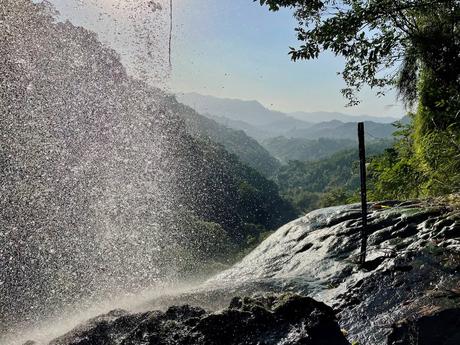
[0,1,198,343]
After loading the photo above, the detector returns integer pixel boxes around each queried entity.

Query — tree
[257,0,460,107]
[259,0,460,197]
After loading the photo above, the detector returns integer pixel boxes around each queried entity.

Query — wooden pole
[358,122,368,266]
[169,0,173,68]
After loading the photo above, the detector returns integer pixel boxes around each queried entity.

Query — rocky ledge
[27,294,349,345]
[23,198,460,345]
[208,198,460,344]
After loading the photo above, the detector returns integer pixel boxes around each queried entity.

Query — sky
[48,0,405,118]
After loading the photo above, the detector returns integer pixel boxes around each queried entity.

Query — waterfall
[0,1,194,343]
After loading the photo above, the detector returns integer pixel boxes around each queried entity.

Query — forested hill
[1,0,297,307]
[262,137,357,163]
[285,120,396,140]
[170,100,281,177]
[274,140,392,213]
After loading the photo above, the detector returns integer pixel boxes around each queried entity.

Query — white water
[0,1,208,343]
[4,280,204,345]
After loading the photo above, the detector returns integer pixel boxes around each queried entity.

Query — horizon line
[174,90,403,120]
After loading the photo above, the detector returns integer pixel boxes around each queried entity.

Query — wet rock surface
[387,308,460,345]
[207,199,460,345]
[23,199,460,345]
[42,294,349,345]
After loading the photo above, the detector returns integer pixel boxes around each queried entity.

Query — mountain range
[289,111,399,124]
[285,120,398,140]
[176,92,403,141]
[170,100,281,177]
[176,92,312,140]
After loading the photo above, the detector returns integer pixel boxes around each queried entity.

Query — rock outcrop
[208,199,460,344]
[42,294,349,345]
[22,198,460,345]
[387,307,460,345]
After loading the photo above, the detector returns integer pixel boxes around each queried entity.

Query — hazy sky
[48,0,405,118]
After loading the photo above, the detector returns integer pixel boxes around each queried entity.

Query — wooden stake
[358,122,368,266]
[169,0,173,68]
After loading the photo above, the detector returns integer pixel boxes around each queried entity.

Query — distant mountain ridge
[286,120,397,140]
[170,99,281,177]
[289,111,399,124]
[176,92,294,126]
[176,93,313,140]
[176,93,402,141]
[207,114,272,140]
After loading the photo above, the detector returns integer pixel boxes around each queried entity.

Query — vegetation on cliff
[273,140,391,213]
[1,1,297,322]
[259,0,460,200]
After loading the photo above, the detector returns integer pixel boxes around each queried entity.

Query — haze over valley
[176,92,402,140]
[176,92,402,166]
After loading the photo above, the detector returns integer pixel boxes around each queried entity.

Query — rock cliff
[209,199,460,344]
[22,199,460,345]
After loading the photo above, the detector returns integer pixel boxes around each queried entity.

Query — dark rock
[44,294,349,345]
[294,242,314,254]
[49,310,148,345]
[387,308,460,345]
[21,199,460,345]
[361,256,386,271]
[209,200,460,345]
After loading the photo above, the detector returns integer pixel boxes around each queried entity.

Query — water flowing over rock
[1,2,295,341]
[206,200,460,344]
[19,199,460,345]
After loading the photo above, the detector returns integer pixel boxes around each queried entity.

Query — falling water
[0,0,207,343]
[47,0,173,83]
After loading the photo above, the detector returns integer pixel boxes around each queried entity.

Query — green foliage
[173,99,281,177]
[369,123,460,200]
[285,190,321,214]
[174,214,274,276]
[412,60,460,194]
[319,187,353,208]
[181,137,297,247]
[262,137,357,163]
[276,151,359,194]
[275,141,390,213]
[368,119,426,200]
[257,1,460,106]
[237,164,298,229]
[413,130,460,195]
[233,225,275,261]
[260,0,460,201]
[177,214,237,265]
